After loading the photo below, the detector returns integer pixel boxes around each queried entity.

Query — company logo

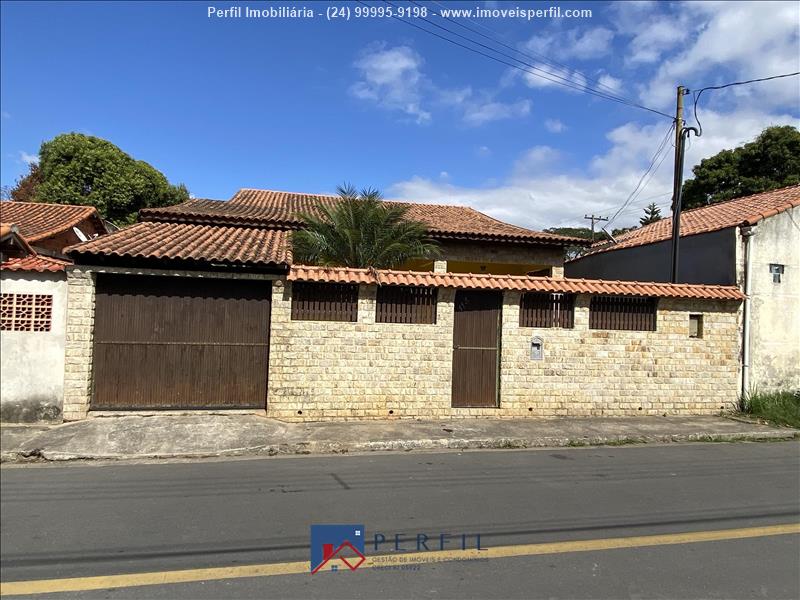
[310,524,366,574]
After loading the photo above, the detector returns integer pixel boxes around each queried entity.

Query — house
[60,188,744,422]
[1,202,109,422]
[566,185,800,392]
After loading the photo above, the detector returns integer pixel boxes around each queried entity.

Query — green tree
[28,133,189,225]
[6,162,43,202]
[293,184,440,269]
[639,202,662,226]
[545,225,638,260]
[682,125,800,209]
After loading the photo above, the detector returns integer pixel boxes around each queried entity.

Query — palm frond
[292,184,440,269]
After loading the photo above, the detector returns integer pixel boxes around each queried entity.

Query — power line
[691,71,800,135]
[605,122,675,230]
[384,0,635,106]
[365,0,674,120]
[423,0,626,99]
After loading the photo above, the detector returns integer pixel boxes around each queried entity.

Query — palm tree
[292,184,440,269]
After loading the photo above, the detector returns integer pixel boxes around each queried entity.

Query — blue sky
[2,1,798,230]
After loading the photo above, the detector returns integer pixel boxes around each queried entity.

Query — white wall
[0,272,67,421]
[745,207,800,391]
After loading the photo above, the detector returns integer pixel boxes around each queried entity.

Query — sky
[1,0,798,231]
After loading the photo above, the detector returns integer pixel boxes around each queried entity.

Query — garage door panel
[92,274,271,410]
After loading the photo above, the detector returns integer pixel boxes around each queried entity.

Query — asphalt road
[1,442,799,599]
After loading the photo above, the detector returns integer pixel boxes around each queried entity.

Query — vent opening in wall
[0,293,53,332]
[689,314,703,339]
[769,264,784,284]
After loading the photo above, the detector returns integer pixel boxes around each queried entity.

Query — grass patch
[738,390,800,428]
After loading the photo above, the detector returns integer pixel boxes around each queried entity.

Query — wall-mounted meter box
[530,336,544,360]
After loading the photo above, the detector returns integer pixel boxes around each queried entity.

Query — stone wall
[61,268,742,421]
[266,283,741,421]
[500,293,741,417]
[62,268,96,421]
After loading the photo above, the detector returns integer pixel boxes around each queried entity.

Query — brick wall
[62,268,95,421]
[62,269,741,421]
[266,283,741,421]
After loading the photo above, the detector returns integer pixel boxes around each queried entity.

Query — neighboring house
[567,185,800,391]
[136,189,587,276]
[60,188,745,422]
[1,202,108,422]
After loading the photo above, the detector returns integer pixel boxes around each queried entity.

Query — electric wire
[691,72,800,135]
[422,0,626,99]
[361,0,674,120]
[605,123,675,230]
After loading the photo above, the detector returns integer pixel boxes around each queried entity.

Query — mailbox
[530,336,544,360]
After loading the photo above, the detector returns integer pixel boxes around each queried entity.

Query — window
[376,285,437,324]
[519,292,575,328]
[0,293,53,332]
[589,296,657,331]
[689,314,703,338]
[291,282,358,322]
[770,264,784,284]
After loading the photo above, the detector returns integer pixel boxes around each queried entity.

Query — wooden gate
[91,274,271,410]
[451,290,502,407]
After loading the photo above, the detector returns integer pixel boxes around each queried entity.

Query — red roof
[66,221,291,267]
[288,265,744,300]
[0,202,103,243]
[1,255,71,273]
[140,188,588,246]
[583,185,800,257]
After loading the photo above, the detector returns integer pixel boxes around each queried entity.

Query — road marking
[2,523,798,596]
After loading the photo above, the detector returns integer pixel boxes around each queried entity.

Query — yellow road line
[2,523,798,596]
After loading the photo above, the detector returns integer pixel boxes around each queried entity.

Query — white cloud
[637,1,800,109]
[19,151,38,165]
[525,27,615,60]
[351,43,532,126]
[389,108,799,231]
[462,99,531,126]
[544,118,566,133]
[350,43,431,124]
[517,62,589,91]
[626,18,690,64]
[597,74,623,94]
[476,145,491,157]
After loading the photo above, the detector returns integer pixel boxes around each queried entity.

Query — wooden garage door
[92,274,271,409]
[451,290,502,408]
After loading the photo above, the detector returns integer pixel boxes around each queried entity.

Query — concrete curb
[2,429,797,463]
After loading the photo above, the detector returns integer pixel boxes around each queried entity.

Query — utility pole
[584,214,609,241]
[669,85,688,283]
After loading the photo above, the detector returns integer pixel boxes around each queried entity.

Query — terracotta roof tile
[140,189,588,246]
[288,265,744,301]
[0,255,71,273]
[583,185,800,257]
[66,222,291,267]
[0,202,102,243]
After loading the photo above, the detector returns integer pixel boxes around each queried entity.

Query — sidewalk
[2,414,797,463]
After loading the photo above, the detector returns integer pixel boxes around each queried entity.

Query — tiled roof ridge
[578,184,800,258]
[234,187,473,210]
[0,201,102,242]
[0,254,72,273]
[287,264,744,301]
[66,221,291,267]
[1,200,98,212]
[142,190,590,245]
